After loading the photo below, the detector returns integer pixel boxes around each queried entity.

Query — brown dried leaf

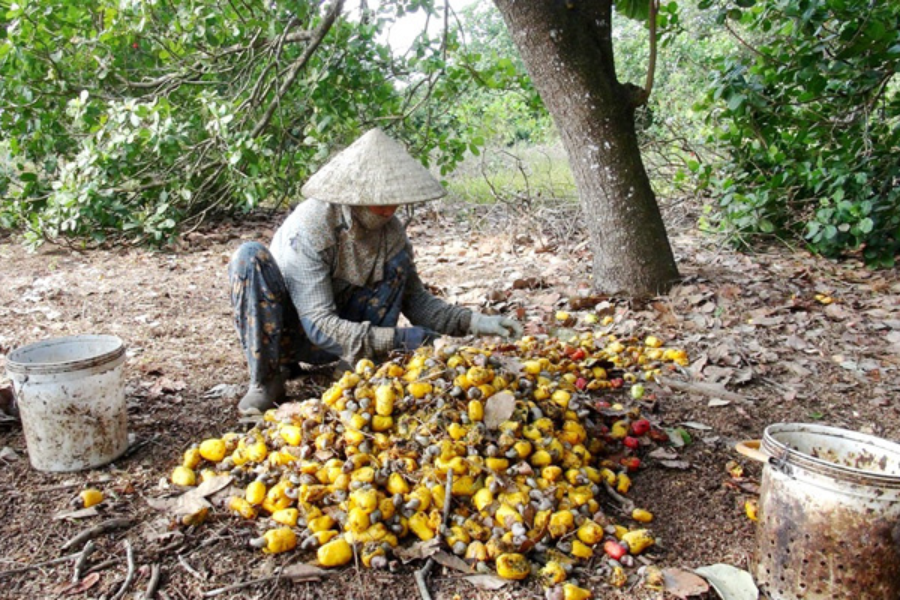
[147,377,187,398]
[395,538,440,563]
[193,475,234,498]
[648,448,680,461]
[53,507,100,520]
[491,355,523,375]
[660,459,693,470]
[484,391,516,430]
[282,562,325,582]
[57,572,101,596]
[464,574,510,590]
[432,551,475,574]
[145,476,232,518]
[146,493,211,517]
[274,399,323,423]
[825,303,851,321]
[568,294,608,310]
[662,567,710,598]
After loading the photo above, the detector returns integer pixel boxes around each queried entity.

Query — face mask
[351,206,394,231]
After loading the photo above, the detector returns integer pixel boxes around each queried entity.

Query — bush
[699,0,900,265]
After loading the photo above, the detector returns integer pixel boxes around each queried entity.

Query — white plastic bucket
[5,335,128,472]
[737,423,900,600]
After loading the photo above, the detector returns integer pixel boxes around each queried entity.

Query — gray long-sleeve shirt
[270,199,472,365]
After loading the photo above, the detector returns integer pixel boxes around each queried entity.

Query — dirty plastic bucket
[5,335,128,472]
[736,423,900,600]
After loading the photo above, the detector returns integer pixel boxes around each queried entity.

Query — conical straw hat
[301,128,447,206]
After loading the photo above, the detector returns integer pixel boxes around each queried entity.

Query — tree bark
[493,0,679,296]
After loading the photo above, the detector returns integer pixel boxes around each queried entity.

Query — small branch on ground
[202,575,280,597]
[85,559,119,576]
[415,470,455,600]
[60,518,133,551]
[109,539,135,600]
[657,375,754,404]
[178,554,206,581]
[144,564,162,600]
[603,481,636,514]
[71,540,96,583]
[0,552,82,578]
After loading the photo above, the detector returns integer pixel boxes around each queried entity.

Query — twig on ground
[183,525,230,557]
[60,518,133,551]
[202,575,280,597]
[85,559,118,575]
[414,561,435,600]
[35,477,112,493]
[109,539,135,600]
[415,470,455,600]
[658,375,754,404]
[0,552,81,578]
[177,555,205,581]
[603,481,636,515]
[143,564,162,600]
[71,540,96,583]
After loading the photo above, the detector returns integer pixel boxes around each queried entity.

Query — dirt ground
[1,199,898,600]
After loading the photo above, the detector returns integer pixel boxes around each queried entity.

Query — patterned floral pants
[228,241,410,385]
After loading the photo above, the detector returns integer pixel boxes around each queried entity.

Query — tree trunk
[493,0,679,296]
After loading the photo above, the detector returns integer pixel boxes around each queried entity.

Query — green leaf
[615,0,651,21]
[726,94,746,111]
[858,218,874,234]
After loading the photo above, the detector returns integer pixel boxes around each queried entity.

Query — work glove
[394,327,440,352]
[468,312,523,339]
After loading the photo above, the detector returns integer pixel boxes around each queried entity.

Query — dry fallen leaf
[659,459,692,470]
[432,551,475,574]
[146,475,233,518]
[146,493,210,517]
[662,567,710,598]
[275,399,321,422]
[648,447,680,461]
[281,562,326,582]
[192,475,234,498]
[681,421,713,431]
[55,572,101,596]
[483,391,516,430]
[53,507,100,520]
[464,574,510,590]
[394,538,440,563]
[694,564,758,600]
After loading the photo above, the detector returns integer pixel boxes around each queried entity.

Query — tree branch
[250,0,345,138]
[643,0,658,100]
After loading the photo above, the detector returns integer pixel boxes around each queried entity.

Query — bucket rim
[762,422,900,485]
[6,334,126,375]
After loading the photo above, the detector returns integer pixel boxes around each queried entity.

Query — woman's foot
[237,372,286,415]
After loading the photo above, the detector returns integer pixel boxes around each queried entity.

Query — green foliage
[0,0,478,247]
[616,0,652,22]
[699,0,900,265]
[435,4,550,153]
[613,5,734,197]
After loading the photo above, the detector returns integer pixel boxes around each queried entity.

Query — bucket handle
[735,439,770,464]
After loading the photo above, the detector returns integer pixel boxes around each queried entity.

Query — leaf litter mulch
[0,199,898,600]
